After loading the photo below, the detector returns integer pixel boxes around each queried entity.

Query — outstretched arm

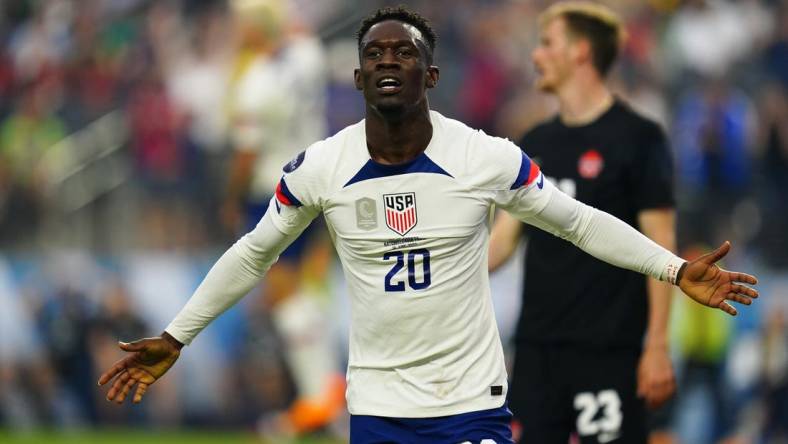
[163,207,308,344]
[98,200,315,404]
[503,180,758,314]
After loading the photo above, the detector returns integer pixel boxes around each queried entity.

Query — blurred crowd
[0,0,787,442]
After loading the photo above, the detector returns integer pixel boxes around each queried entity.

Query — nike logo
[536,173,544,189]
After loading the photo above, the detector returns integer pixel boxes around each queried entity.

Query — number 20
[384,249,431,291]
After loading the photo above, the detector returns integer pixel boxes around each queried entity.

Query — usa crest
[383,192,417,236]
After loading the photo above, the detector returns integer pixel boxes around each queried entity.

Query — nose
[531,47,541,64]
[376,48,400,69]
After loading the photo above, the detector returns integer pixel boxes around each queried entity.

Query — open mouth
[376,76,402,93]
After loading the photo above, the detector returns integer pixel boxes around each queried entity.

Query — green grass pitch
[0,429,344,444]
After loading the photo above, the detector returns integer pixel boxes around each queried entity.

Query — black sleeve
[629,121,675,211]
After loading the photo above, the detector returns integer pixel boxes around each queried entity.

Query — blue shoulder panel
[510,151,532,190]
[343,153,453,188]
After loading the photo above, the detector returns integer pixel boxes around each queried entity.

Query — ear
[573,38,592,66]
[354,68,363,91]
[426,65,440,89]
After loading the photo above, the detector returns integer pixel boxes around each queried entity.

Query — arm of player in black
[488,211,523,272]
[636,208,677,409]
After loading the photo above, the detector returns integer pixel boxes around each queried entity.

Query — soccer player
[487,2,678,443]
[223,0,342,433]
[99,7,758,443]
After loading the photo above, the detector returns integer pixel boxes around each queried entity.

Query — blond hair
[539,1,626,76]
[231,0,286,37]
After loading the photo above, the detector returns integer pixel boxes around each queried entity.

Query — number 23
[574,390,623,436]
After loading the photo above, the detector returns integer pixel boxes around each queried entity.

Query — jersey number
[384,249,431,291]
[574,390,623,437]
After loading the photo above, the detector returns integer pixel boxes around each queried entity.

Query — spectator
[753,83,788,268]
[672,78,756,246]
[0,76,66,247]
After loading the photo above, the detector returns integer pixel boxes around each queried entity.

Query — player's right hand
[97,334,182,404]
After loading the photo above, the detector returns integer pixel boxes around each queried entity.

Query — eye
[397,47,414,58]
[365,48,382,59]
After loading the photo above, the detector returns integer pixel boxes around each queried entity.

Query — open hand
[97,334,182,404]
[678,241,759,316]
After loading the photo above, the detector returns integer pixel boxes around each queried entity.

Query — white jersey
[271,111,550,417]
[166,111,685,418]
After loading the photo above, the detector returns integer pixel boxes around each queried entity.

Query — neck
[365,102,433,165]
[555,72,613,126]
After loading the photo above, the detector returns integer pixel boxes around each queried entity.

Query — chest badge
[383,192,417,236]
[355,197,378,231]
[578,149,604,179]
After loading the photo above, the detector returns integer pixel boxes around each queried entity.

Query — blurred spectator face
[532,17,575,92]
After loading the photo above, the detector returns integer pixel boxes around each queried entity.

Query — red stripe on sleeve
[523,161,541,187]
[275,181,293,206]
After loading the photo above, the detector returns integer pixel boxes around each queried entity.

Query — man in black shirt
[490,2,676,443]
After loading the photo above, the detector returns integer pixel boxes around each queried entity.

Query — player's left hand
[677,241,758,316]
[637,345,675,409]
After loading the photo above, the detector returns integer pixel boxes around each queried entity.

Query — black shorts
[509,342,646,444]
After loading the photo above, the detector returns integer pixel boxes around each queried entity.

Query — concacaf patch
[283,150,305,173]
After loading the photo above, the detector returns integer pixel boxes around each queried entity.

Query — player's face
[532,17,574,93]
[355,20,439,114]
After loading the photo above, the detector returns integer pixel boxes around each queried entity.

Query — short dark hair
[356,6,437,63]
[540,1,624,77]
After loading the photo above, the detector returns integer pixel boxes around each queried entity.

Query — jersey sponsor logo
[383,192,417,236]
[282,150,305,173]
[578,149,604,179]
[355,197,378,230]
[536,173,544,189]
